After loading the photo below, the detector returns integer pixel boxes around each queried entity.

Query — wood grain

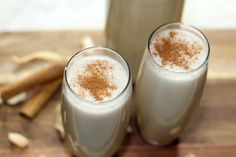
[203,30,236,79]
[0,30,236,157]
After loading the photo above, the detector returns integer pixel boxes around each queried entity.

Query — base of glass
[140,132,179,146]
[135,120,179,146]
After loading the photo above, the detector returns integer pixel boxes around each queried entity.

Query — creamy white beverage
[61,47,132,157]
[135,23,210,145]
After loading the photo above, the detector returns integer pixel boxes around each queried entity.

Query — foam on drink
[67,55,128,102]
[150,29,208,72]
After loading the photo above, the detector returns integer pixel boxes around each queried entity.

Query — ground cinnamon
[76,60,117,101]
[154,31,202,70]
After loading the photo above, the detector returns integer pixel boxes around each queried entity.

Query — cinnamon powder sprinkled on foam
[75,60,117,101]
[153,31,202,70]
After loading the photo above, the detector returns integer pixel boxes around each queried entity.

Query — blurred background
[0,0,236,31]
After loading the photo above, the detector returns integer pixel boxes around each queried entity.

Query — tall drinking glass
[135,23,210,145]
[61,47,132,157]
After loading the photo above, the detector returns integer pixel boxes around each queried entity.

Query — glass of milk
[61,47,132,157]
[135,23,210,146]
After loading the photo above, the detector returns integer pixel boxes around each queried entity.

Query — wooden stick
[20,78,62,119]
[0,61,65,101]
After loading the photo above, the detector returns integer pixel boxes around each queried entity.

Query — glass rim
[64,46,132,106]
[147,22,210,74]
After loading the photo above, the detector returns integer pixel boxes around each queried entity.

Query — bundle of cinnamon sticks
[0,37,95,149]
[0,36,95,120]
[0,60,65,119]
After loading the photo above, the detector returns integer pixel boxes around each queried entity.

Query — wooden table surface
[0,30,236,157]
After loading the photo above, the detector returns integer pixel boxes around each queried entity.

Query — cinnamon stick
[0,62,65,101]
[20,78,62,119]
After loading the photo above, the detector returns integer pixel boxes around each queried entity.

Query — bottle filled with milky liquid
[106,0,185,80]
[135,23,210,145]
[61,47,132,157]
